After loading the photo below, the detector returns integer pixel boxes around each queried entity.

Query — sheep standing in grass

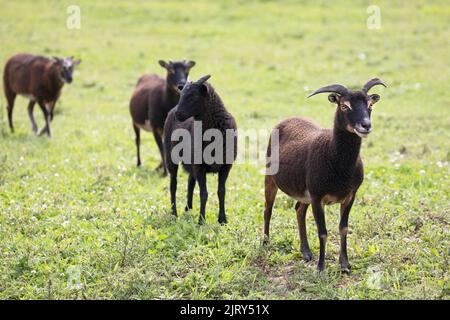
[129,59,195,172]
[263,78,386,272]
[3,53,81,137]
[164,75,237,224]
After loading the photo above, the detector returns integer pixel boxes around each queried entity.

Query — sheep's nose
[177,83,185,91]
[360,119,372,131]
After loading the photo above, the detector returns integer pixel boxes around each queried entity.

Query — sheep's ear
[369,94,380,105]
[328,93,340,104]
[185,60,196,69]
[196,74,211,84]
[74,59,82,66]
[158,60,170,69]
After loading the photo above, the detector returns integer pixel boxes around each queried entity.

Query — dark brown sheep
[129,59,195,172]
[264,78,386,272]
[3,53,81,137]
[164,75,237,224]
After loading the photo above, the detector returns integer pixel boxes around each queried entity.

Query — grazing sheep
[3,53,81,137]
[164,75,237,224]
[129,59,195,172]
[263,78,386,272]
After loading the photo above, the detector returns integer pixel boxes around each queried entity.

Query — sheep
[263,78,386,272]
[163,75,237,224]
[129,59,195,172]
[3,54,81,138]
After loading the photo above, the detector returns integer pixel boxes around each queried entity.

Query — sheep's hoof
[317,262,325,272]
[154,162,166,174]
[218,216,227,225]
[341,266,352,275]
[262,236,269,246]
[340,261,352,274]
[32,126,38,134]
[301,249,313,262]
[198,217,206,225]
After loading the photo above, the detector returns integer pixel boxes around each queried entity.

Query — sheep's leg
[27,101,38,134]
[296,202,312,262]
[217,165,231,224]
[37,102,52,138]
[152,128,167,175]
[5,91,16,133]
[185,174,196,212]
[311,198,327,271]
[49,102,55,121]
[263,175,278,244]
[133,123,142,167]
[196,170,208,225]
[339,194,355,274]
[169,166,179,216]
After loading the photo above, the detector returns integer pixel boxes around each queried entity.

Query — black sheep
[263,78,386,272]
[164,75,237,224]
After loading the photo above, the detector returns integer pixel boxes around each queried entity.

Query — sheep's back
[275,117,321,148]
[4,54,52,94]
[130,75,166,125]
[135,74,163,88]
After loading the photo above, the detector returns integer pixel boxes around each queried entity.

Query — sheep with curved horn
[263,78,386,272]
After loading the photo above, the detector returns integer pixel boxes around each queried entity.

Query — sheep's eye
[340,104,350,112]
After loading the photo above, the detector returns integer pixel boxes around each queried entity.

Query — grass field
[0,0,449,299]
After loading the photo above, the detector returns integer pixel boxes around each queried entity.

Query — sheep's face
[329,91,380,138]
[53,57,81,84]
[175,82,207,122]
[159,60,195,92]
[175,75,211,122]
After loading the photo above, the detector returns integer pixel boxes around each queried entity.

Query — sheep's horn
[196,74,211,84]
[362,78,386,93]
[307,84,348,98]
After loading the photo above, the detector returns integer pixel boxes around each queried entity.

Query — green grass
[0,0,449,299]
